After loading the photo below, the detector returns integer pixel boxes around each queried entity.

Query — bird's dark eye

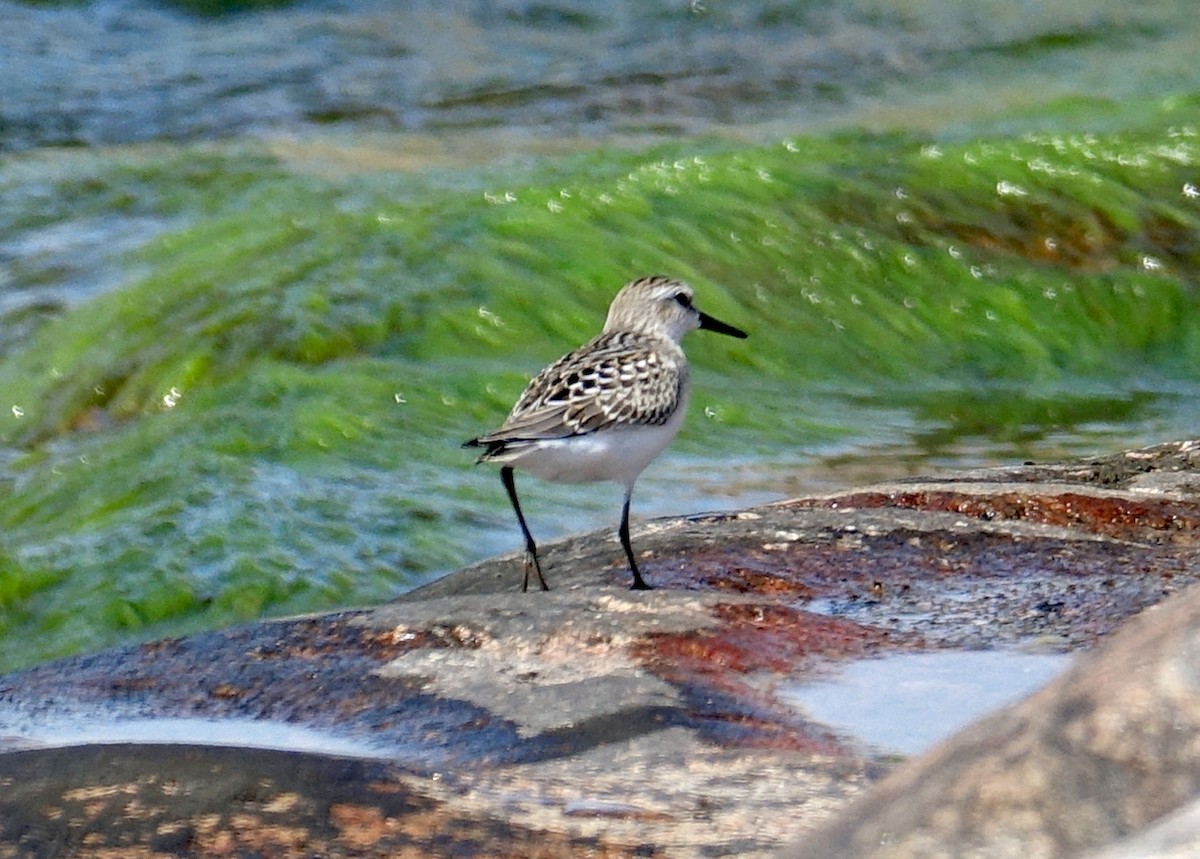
[673,292,692,308]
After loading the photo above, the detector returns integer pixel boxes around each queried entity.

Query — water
[0,711,387,759]
[2,0,1199,149]
[781,650,1072,757]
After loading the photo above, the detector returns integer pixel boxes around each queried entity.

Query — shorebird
[464,275,748,591]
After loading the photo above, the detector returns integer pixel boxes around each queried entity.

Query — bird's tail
[462,436,509,463]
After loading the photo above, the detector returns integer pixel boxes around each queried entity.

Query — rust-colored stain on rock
[0,613,530,772]
[649,521,1200,649]
[631,599,911,755]
[798,490,1200,543]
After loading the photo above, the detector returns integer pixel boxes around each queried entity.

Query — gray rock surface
[0,440,1197,857]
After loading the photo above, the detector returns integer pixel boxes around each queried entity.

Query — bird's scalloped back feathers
[477,329,686,445]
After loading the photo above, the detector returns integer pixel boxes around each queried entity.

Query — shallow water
[0,711,388,759]
[781,649,1071,756]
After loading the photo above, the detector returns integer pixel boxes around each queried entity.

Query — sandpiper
[464,275,748,591]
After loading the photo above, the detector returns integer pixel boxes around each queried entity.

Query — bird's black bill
[698,311,748,339]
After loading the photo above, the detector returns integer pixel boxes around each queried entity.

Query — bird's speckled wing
[475,330,685,446]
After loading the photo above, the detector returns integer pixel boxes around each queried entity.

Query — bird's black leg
[501,466,548,592]
[620,484,652,591]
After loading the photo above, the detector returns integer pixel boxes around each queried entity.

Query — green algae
[2,96,1200,670]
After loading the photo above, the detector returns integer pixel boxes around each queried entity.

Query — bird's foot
[522,552,549,592]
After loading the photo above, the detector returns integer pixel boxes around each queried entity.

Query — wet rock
[0,440,1198,857]
[792,565,1200,859]
[0,743,640,858]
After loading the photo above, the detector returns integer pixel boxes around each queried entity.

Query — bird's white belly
[511,415,685,485]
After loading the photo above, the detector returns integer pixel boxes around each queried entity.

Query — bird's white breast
[507,389,690,486]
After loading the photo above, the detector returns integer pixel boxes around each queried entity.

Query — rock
[791,574,1200,859]
[1083,798,1200,859]
[0,440,1198,857]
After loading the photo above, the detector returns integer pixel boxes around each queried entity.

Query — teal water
[1,1,1200,671]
